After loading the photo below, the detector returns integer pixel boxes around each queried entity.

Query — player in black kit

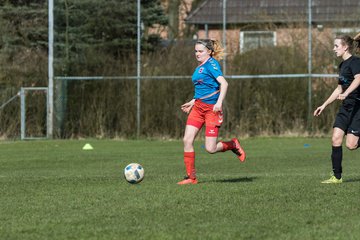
[314,34,360,184]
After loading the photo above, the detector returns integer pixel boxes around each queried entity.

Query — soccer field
[1,138,360,239]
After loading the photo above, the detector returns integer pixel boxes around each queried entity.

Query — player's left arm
[213,76,228,112]
[338,73,360,100]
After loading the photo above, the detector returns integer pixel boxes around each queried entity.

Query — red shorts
[186,100,223,137]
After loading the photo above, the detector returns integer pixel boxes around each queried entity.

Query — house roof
[186,0,360,25]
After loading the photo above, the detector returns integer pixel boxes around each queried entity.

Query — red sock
[184,152,196,179]
[221,140,235,152]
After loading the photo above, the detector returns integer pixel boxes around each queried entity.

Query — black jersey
[338,55,360,100]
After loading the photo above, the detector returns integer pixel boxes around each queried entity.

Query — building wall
[179,0,193,38]
[195,27,336,58]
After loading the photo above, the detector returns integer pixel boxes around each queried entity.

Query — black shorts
[333,99,360,136]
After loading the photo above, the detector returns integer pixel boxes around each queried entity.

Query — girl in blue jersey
[178,39,246,185]
[314,34,360,184]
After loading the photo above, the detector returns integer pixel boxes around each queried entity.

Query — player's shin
[331,146,343,179]
[184,152,196,179]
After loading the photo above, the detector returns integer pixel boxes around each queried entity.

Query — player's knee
[346,142,357,150]
[183,136,193,148]
[331,136,342,146]
[205,145,217,154]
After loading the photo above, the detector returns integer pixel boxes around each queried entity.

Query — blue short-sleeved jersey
[192,57,223,104]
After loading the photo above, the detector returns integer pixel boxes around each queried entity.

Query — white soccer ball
[124,163,145,184]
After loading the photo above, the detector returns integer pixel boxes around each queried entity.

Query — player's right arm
[181,99,195,114]
[314,85,343,116]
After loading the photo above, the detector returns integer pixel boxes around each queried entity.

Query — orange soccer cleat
[177,176,198,185]
[231,138,246,162]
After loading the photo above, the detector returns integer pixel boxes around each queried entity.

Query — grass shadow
[345,177,360,183]
[207,176,257,183]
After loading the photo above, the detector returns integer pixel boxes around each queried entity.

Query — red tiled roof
[186,0,360,24]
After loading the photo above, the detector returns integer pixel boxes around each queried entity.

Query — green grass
[1,138,360,240]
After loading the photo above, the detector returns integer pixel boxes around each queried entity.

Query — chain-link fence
[1,0,359,139]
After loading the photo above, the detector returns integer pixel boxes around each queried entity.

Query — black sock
[357,138,360,149]
[331,146,342,179]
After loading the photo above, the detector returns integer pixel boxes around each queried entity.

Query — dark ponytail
[354,33,360,54]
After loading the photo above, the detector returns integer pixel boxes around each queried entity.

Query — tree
[0,1,47,86]
[0,0,168,77]
[54,0,168,75]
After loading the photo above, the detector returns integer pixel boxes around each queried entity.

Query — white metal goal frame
[20,87,49,140]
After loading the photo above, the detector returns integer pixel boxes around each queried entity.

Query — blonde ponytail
[211,40,225,60]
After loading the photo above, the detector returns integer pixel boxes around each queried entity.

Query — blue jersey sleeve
[207,58,223,79]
